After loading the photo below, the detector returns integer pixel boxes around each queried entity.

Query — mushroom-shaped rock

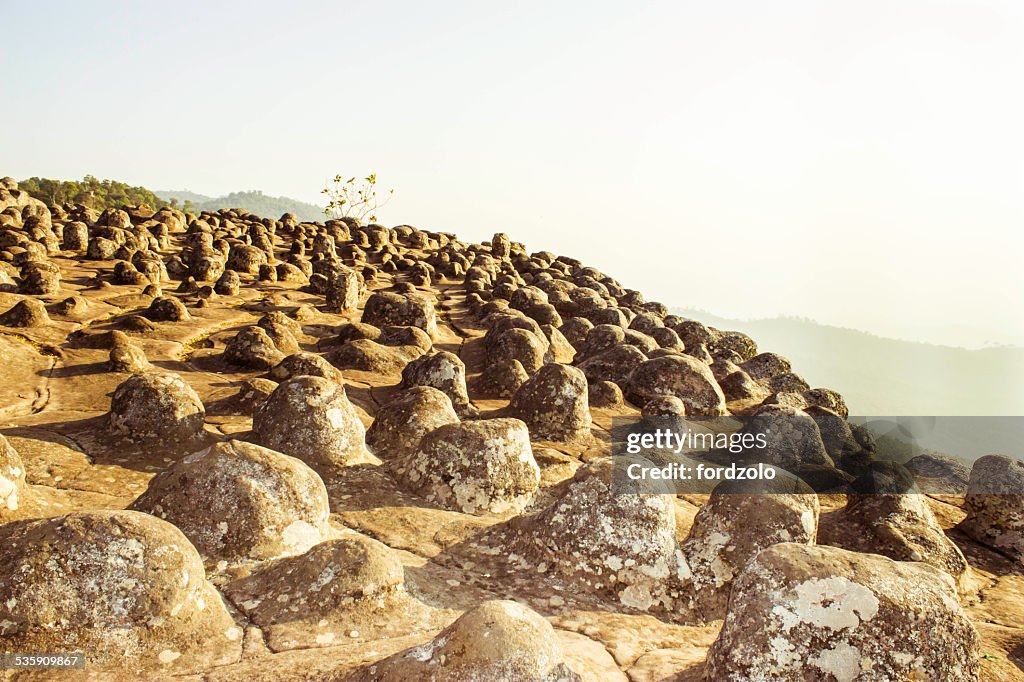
[0,298,50,327]
[680,477,819,621]
[19,260,61,295]
[576,344,648,386]
[108,372,206,443]
[328,338,422,375]
[130,440,330,566]
[0,434,26,515]
[588,379,624,408]
[366,386,459,459]
[224,535,434,651]
[253,376,368,476]
[361,291,438,339]
[487,327,548,374]
[624,354,727,416]
[324,266,361,313]
[0,510,241,672]
[739,406,834,471]
[509,459,685,613]
[820,493,970,590]
[400,350,474,416]
[706,543,980,682]
[506,363,591,443]
[391,418,540,515]
[960,454,1024,563]
[224,326,286,371]
[348,600,581,682]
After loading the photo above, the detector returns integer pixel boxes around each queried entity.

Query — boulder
[224,326,286,371]
[706,543,980,682]
[366,386,459,459]
[400,350,474,416]
[108,372,205,443]
[131,440,330,565]
[625,354,727,416]
[253,376,368,476]
[361,291,437,339]
[348,600,580,681]
[146,295,190,322]
[391,418,540,515]
[506,363,591,442]
[0,511,241,672]
[0,298,49,327]
[960,454,1024,563]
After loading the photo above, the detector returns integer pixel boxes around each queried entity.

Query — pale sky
[3,1,1022,348]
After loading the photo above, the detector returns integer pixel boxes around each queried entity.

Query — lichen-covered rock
[641,395,686,417]
[108,330,149,372]
[224,326,286,371]
[741,351,792,382]
[391,418,540,515]
[680,477,820,621]
[0,434,25,515]
[625,354,727,416]
[487,327,548,374]
[146,295,190,322]
[576,344,647,386]
[224,535,435,651]
[475,357,530,398]
[820,493,970,590]
[509,459,686,613]
[347,600,581,682]
[0,510,241,672]
[960,454,1024,563]
[224,377,278,415]
[324,266,360,313]
[226,244,267,274]
[0,298,49,327]
[400,350,474,416]
[253,375,368,476]
[739,406,834,470]
[705,543,980,682]
[361,291,438,339]
[588,379,624,408]
[904,453,971,494]
[108,372,205,443]
[506,363,591,442]
[269,351,343,383]
[19,260,61,294]
[328,338,422,375]
[366,386,459,459]
[131,440,330,566]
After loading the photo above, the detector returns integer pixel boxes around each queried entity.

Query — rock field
[0,175,1021,680]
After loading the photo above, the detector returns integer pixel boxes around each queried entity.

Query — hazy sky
[3,1,1022,348]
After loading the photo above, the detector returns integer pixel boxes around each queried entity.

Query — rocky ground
[0,175,1021,681]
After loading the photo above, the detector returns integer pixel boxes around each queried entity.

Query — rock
[577,344,647,386]
[108,330,149,372]
[391,418,540,515]
[108,372,206,443]
[492,232,512,258]
[475,357,530,398]
[214,270,241,295]
[324,266,360,313]
[19,260,61,294]
[349,600,580,682]
[62,221,89,250]
[487,327,548,374]
[960,454,1024,563]
[269,351,343,383]
[741,352,792,382]
[257,312,302,354]
[224,535,430,651]
[588,379,624,408]
[328,338,420,375]
[905,453,971,494]
[739,406,834,470]
[87,236,119,259]
[0,298,49,327]
[146,295,190,322]
[0,434,25,515]
[226,377,278,415]
[509,459,685,613]
[625,355,727,416]
[253,376,368,476]
[641,395,686,417]
[224,326,286,371]
[820,493,970,590]
[400,350,474,416]
[680,477,820,620]
[130,440,330,565]
[705,543,980,682]
[226,244,267,274]
[361,291,438,339]
[0,510,241,672]
[506,363,591,442]
[367,386,459,459]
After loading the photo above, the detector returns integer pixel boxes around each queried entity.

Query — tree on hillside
[18,175,166,210]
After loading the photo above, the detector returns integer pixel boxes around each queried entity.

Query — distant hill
[155,189,324,222]
[19,175,167,211]
[678,309,1024,417]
